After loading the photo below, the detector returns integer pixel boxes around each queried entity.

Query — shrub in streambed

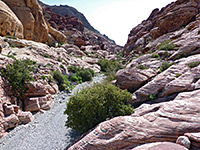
[68,66,94,83]
[65,83,133,134]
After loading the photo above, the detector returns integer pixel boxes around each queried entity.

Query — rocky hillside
[41,4,122,55]
[39,0,98,34]
[67,0,200,149]
[39,1,115,43]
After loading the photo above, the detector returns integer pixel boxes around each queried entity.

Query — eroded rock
[0,0,23,38]
[67,90,200,150]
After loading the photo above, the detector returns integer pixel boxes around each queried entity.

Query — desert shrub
[40,53,51,58]
[187,61,200,68]
[159,62,173,73]
[60,65,64,69]
[68,66,94,82]
[151,53,160,59]
[158,40,175,51]
[98,59,124,82]
[52,71,70,91]
[57,57,62,62]
[47,75,53,83]
[136,65,148,70]
[77,69,92,82]
[40,75,46,80]
[70,75,82,83]
[58,42,64,47]
[149,94,156,100]
[88,68,95,76]
[0,59,35,98]
[97,59,123,72]
[7,55,17,60]
[68,66,80,73]
[5,35,16,39]
[65,83,133,133]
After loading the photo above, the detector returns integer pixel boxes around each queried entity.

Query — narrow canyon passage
[0,75,104,150]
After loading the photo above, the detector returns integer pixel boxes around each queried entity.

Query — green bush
[70,75,82,83]
[97,59,124,72]
[97,59,124,82]
[0,59,35,98]
[52,71,70,91]
[159,62,173,72]
[60,65,64,69]
[187,61,200,68]
[158,40,176,51]
[65,83,133,133]
[68,66,94,82]
[151,53,160,59]
[5,35,16,39]
[136,65,148,70]
[40,75,46,80]
[40,53,51,58]
[149,94,156,100]
[68,66,80,73]
[57,57,62,62]
[77,69,92,82]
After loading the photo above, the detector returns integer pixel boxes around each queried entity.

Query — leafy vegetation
[158,40,176,51]
[159,62,173,73]
[148,94,156,100]
[40,75,46,80]
[136,64,148,70]
[151,53,160,59]
[175,73,181,78]
[57,57,62,62]
[52,71,70,91]
[97,59,124,82]
[97,59,123,72]
[68,66,95,83]
[0,59,35,98]
[65,83,133,134]
[5,35,16,39]
[40,53,51,58]
[187,61,200,68]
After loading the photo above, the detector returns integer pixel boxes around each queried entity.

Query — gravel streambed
[0,74,105,150]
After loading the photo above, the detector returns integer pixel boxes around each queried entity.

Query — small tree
[65,83,133,134]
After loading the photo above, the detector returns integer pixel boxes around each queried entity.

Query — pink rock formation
[0,1,23,38]
[132,142,187,150]
[67,90,200,150]
[124,0,199,56]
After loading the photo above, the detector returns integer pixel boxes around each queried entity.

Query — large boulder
[132,142,187,150]
[0,0,23,38]
[3,0,49,42]
[132,54,200,104]
[67,90,200,150]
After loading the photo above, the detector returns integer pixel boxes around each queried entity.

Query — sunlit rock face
[67,90,200,150]
[0,1,23,39]
[123,0,199,56]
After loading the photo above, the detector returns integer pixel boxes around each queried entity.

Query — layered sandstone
[67,90,200,149]
[0,0,23,38]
